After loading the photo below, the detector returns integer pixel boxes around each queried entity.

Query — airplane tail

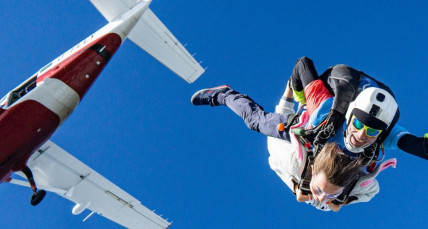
[90,0,205,83]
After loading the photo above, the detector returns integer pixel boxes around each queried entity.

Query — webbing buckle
[332,194,346,205]
[298,179,311,195]
[298,156,314,195]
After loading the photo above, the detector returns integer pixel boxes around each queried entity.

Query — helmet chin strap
[344,128,369,153]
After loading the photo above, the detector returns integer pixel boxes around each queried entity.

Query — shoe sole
[190,85,230,105]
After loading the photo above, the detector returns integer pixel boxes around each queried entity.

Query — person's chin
[350,135,365,148]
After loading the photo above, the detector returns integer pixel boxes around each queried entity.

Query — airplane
[0,0,204,228]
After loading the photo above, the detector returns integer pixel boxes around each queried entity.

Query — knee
[296,56,314,67]
[291,57,313,84]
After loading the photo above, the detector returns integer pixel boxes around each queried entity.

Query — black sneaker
[191,85,231,106]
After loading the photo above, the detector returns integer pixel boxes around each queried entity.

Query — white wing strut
[13,140,170,229]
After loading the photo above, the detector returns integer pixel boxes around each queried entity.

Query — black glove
[424,133,428,154]
[397,134,428,159]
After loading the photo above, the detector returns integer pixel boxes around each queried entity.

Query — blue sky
[0,0,427,228]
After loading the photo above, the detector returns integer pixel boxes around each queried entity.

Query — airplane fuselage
[0,1,151,182]
[0,34,122,182]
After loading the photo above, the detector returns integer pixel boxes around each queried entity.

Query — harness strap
[284,113,300,130]
[331,174,360,205]
[298,155,314,195]
[290,109,370,205]
[360,142,378,166]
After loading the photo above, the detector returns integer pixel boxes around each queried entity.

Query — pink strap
[290,111,310,160]
[379,158,397,172]
[360,158,397,187]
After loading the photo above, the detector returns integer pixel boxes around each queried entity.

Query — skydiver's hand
[328,201,342,212]
[295,184,311,202]
[296,190,311,202]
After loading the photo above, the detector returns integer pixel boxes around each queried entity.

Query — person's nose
[356,128,367,140]
[318,195,326,202]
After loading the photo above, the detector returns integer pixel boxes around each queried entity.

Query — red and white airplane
[0,0,204,228]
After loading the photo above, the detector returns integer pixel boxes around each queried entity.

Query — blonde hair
[313,142,363,187]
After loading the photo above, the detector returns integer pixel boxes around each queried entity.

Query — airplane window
[8,92,21,106]
[0,95,8,109]
[39,62,52,74]
[26,81,36,93]
[6,74,38,107]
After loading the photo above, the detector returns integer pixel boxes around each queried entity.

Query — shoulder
[267,137,306,177]
[383,124,409,150]
[348,175,380,204]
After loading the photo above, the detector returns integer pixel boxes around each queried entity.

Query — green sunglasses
[352,115,383,138]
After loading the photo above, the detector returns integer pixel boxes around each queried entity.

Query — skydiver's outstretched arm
[380,124,428,160]
[397,134,428,159]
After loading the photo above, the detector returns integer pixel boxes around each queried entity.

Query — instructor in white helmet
[288,56,426,161]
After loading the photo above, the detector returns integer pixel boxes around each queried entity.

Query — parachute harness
[280,112,368,205]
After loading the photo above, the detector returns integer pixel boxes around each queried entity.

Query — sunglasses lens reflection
[366,128,381,137]
[353,118,364,130]
[352,116,382,137]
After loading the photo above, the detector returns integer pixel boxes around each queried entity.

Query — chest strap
[298,155,314,195]
[331,174,360,205]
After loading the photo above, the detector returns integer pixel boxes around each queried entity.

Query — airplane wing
[11,140,170,229]
[127,8,205,83]
[89,0,205,83]
[89,0,134,21]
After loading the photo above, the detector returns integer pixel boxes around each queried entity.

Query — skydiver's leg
[289,56,320,91]
[284,57,333,115]
[216,89,291,141]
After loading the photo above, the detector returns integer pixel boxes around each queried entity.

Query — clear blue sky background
[0,1,427,228]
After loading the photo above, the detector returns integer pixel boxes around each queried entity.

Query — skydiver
[189,59,426,210]
[190,84,397,210]
[271,141,381,212]
[269,140,389,212]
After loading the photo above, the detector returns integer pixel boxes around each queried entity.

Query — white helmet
[344,87,398,153]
